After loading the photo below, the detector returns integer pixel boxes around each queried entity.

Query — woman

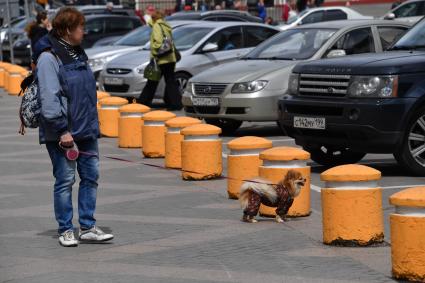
[257,0,267,22]
[34,7,113,247]
[25,11,51,52]
[139,11,182,110]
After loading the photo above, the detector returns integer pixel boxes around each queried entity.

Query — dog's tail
[239,178,277,209]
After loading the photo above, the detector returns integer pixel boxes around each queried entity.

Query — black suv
[166,10,262,22]
[279,19,425,175]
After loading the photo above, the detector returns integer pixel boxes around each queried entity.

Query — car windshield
[114,26,151,46]
[173,26,213,51]
[244,28,336,60]
[391,19,425,50]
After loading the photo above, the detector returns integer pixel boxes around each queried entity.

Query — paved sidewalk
[0,91,397,283]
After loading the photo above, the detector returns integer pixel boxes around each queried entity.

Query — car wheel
[205,119,242,135]
[304,145,366,167]
[175,72,191,95]
[394,107,425,176]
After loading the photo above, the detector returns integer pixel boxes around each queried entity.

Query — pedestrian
[257,0,267,22]
[33,7,114,247]
[265,16,275,25]
[143,5,155,25]
[25,11,52,52]
[104,2,114,13]
[296,0,308,13]
[138,11,183,110]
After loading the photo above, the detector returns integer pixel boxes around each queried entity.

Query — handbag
[144,58,162,81]
[157,23,173,57]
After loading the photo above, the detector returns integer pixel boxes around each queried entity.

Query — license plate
[104,77,124,85]
[192,97,219,106]
[294,116,326,129]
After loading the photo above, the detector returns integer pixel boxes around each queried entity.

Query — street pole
[24,0,32,59]
[6,0,15,64]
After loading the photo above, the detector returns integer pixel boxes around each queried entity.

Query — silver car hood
[86,45,138,59]
[191,59,298,83]
[105,49,151,69]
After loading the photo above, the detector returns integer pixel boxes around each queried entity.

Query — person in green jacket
[139,11,182,110]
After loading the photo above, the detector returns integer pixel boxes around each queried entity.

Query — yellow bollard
[0,62,11,88]
[142,110,176,158]
[96,91,110,110]
[165,117,202,169]
[227,136,272,199]
[321,164,384,246]
[118,103,150,148]
[8,66,25,96]
[181,124,222,180]
[390,187,425,282]
[98,97,128,137]
[2,63,12,91]
[258,146,311,217]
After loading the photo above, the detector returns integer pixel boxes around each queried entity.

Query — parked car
[1,17,31,63]
[279,18,425,175]
[86,21,193,80]
[98,22,279,100]
[280,7,373,30]
[166,10,263,23]
[76,5,135,16]
[182,20,410,133]
[382,0,425,24]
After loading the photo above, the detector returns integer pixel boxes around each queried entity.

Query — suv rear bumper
[279,95,416,153]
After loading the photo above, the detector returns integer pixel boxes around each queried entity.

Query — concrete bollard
[226,136,272,199]
[389,187,425,282]
[0,62,10,88]
[142,110,176,158]
[118,103,150,148]
[181,124,222,180]
[98,97,128,137]
[258,146,311,217]
[6,65,24,96]
[321,164,384,246]
[165,117,202,169]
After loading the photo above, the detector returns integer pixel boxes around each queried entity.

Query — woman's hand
[60,132,74,148]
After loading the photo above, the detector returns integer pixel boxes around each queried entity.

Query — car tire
[205,119,242,135]
[175,72,191,95]
[304,145,366,167]
[394,106,425,176]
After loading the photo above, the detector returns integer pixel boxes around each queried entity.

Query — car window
[393,1,423,17]
[246,28,336,60]
[203,16,217,21]
[85,18,104,35]
[215,16,244,21]
[203,26,243,51]
[377,26,408,50]
[331,27,375,55]
[243,26,279,47]
[105,18,135,33]
[173,26,213,51]
[325,10,347,21]
[302,11,324,24]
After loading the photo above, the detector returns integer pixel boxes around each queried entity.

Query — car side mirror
[385,13,396,20]
[326,49,346,58]
[297,20,303,25]
[202,43,218,53]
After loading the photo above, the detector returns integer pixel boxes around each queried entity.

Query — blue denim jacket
[34,34,100,144]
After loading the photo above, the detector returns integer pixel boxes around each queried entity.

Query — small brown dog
[239,170,306,223]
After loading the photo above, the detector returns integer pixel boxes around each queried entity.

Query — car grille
[194,83,227,96]
[193,106,220,114]
[106,68,132,75]
[298,74,350,98]
[104,84,130,93]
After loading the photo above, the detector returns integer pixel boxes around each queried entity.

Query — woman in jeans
[139,11,183,111]
[34,7,113,247]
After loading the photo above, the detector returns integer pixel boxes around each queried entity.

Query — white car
[382,0,425,24]
[279,7,373,30]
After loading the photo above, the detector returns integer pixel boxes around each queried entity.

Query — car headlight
[231,80,268,93]
[288,73,299,95]
[186,81,194,94]
[348,76,398,98]
[88,57,110,69]
[136,61,150,75]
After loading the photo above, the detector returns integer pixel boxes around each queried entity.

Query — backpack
[18,73,40,135]
[18,51,59,135]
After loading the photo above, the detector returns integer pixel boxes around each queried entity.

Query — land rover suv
[279,19,425,175]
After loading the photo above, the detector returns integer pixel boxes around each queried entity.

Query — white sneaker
[78,226,114,242]
[59,230,78,247]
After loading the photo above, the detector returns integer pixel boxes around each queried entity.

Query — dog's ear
[283,170,296,190]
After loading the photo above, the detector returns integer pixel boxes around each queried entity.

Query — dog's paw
[275,216,286,223]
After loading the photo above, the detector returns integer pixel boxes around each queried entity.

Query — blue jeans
[46,139,99,234]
